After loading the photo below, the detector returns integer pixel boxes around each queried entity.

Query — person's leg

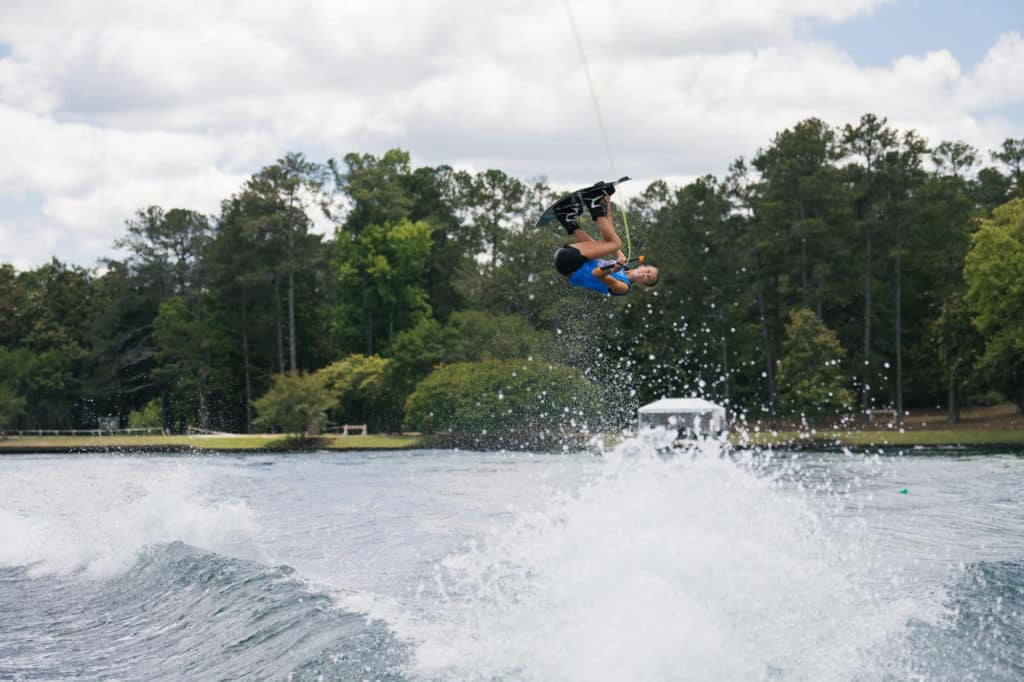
[569,197,620,259]
[570,223,619,259]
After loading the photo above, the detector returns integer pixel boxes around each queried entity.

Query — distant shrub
[966,389,1007,407]
[127,399,163,430]
[383,310,556,399]
[403,359,599,436]
[254,372,336,436]
[317,354,394,431]
[776,308,855,424]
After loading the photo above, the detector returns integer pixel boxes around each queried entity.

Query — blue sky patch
[981,99,1024,131]
[0,192,46,219]
[804,0,1023,69]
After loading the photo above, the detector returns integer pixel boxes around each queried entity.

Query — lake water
[1,443,1022,680]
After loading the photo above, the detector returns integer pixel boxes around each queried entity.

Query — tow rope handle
[593,255,645,276]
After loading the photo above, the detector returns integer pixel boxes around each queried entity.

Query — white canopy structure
[637,398,727,438]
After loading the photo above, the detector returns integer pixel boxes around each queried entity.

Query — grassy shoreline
[0,433,423,454]
[2,429,1023,454]
[734,429,1024,449]
[2,407,1022,453]
[737,404,1024,449]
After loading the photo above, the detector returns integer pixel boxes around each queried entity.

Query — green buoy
[899,488,908,494]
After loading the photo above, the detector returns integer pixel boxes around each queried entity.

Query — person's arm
[591,264,630,295]
[599,273,630,295]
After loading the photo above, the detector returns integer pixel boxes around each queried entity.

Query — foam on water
[401,438,939,681]
[1,542,409,680]
[3,448,1019,680]
[0,458,255,578]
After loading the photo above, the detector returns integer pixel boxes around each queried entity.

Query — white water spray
[405,438,931,681]
[0,458,255,578]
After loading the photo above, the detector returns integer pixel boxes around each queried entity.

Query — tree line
[1,115,1022,437]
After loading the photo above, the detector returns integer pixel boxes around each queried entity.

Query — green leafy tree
[403,359,600,437]
[204,196,269,430]
[127,398,163,430]
[332,150,469,319]
[0,347,34,433]
[332,149,418,236]
[452,215,577,330]
[963,198,1024,412]
[115,207,211,301]
[607,174,751,415]
[776,309,854,425]
[6,260,100,428]
[932,140,978,179]
[724,158,781,422]
[445,310,555,362]
[382,318,456,400]
[253,372,336,436]
[86,260,164,425]
[206,189,337,430]
[0,265,31,348]
[448,168,539,274]
[879,129,929,422]
[152,296,232,430]
[909,141,981,415]
[91,207,212,424]
[316,354,394,432]
[971,167,1012,211]
[930,293,983,422]
[335,218,433,354]
[920,142,980,294]
[0,347,34,409]
[0,384,26,432]
[991,138,1024,198]
[842,113,899,413]
[28,348,84,428]
[753,118,848,311]
[382,311,556,419]
[243,153,329,373]
[3,119,1021,436]
[448,171,560,324]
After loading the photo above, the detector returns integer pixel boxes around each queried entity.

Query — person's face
[632,265,659,286]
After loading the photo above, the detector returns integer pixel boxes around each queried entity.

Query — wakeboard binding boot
[579,181,615,219]
[553,195,584,235]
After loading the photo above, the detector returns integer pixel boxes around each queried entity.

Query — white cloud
[962,32,1024,111]
[1,217,75,271]
[0,0,1020,268]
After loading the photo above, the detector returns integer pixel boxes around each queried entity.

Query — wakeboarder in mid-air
[546,180,659,295]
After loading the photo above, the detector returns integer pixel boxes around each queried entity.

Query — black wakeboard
[535,176,631,229]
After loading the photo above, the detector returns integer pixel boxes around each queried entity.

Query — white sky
[0,0,1022,269]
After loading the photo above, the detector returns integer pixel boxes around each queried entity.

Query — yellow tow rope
[563,0,632,261]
